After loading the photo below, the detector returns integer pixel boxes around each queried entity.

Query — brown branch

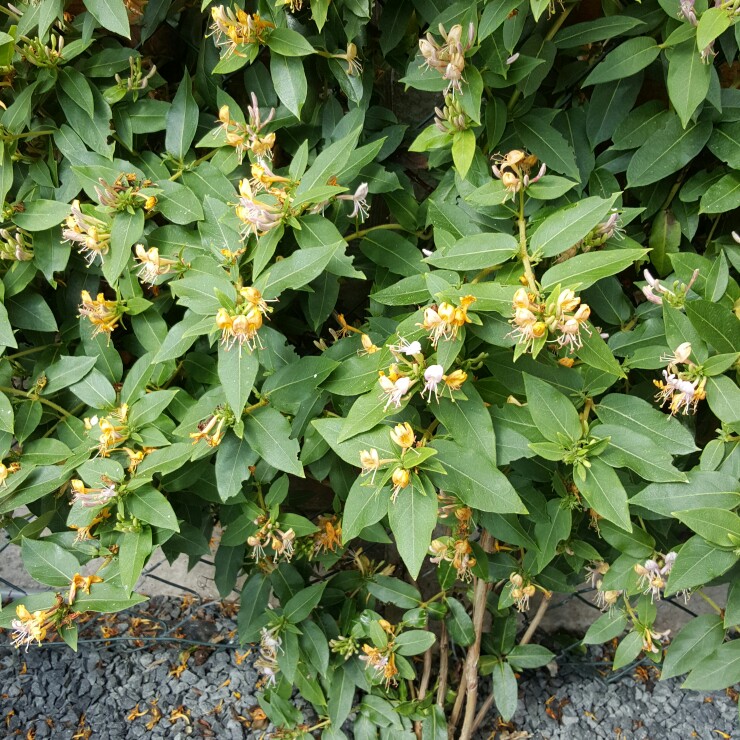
[436,621,449,708]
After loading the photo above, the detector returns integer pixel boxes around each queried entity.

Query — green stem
[2,344,61,360]
[345,223,418,242]
[695,589,723,616]
[517,189,538,293]
[0,386,71,417]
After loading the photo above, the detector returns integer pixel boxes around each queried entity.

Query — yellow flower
[390,422,415,451]
[78,291,122,340]
[11,604,52,650]
[68,573,104,605]
[359,448,381,482]
[390,467,410,502]
[443,369,467,392]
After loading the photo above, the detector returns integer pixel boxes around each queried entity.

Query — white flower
[421,364,445,403]
[379,375,411,410]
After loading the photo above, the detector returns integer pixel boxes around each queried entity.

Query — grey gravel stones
[1,598,737,739]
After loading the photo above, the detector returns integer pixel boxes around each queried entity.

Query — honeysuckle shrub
[0,0,739,735]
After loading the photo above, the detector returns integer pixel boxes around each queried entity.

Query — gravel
[1,598,737,739]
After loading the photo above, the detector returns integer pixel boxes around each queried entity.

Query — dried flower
[0,461,21,487]
[313,515,342,556]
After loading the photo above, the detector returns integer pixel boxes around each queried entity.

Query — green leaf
[673,508,740,548]
[388,486,438,579]
[425,233,518,270]
[530,194,619,259]
[579,458,631,532]
[69,368,116,409]
[594,424,687,483]
[577,328,626,378]
[215,433,259,502]
[395,630,436,656]
[506,644,555,669]
[165,69,198,160]
[541,248,648,291]
[126,485,179,530]
[367,575,421,609]
[526,175,578,200]
[430,440,526,514]
[218,344,258,416]
[451,129,476,177]
[583,37,660,86]
[595,394,697,456]
[553,16,645,48]
[104,209,144,284]
[696,7,731,51]
[84,0,130,38]
[627,116,712,187]
[6,293,56,333]
[21,537,78,587]
[267,27,315,56]
[328,665,355,730]
[59,68,95,118]
[342,475,390,542]
[299,621,330,676]
[283,581,327,623]
[685,300,740,354]
[0,392,13,435]
[706,375,740,424]
[700,172,740,214]
[360,230,427,277]
[665,535,739,596]
[491,661,518,721]
[271,53,307,119]
[583,610,628,644]
[12,200,70,231]
[42,356,97,395]
[119,527,152,595]
[446,597,474,646]
[612,631,643,671]
[262,356,338,414]
[649,209,682,276]
[238,574,271,643]
[683,641,740,690]
[243,406,304,477]
[255,244,339,299]
[515,115,580,180]
[524,374,582,443]
[338,388,408,443]
[72,583,147,612]
[631,471,740,517]
[432,383,496,460]
[667,41,710,128]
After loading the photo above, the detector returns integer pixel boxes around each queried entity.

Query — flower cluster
[254,626,281,687]
[420,295,476,346]
[492,149,546,201]
[10,604,54,650]
[235,176,286,239]
[510,287,591,353]
[418,23,475,97]
[360,621,398,688]
[434,94,470,134]
[216,286,274,352]
[190,405,235,447]
[63,201,111,267]
[378,366,414,411]
[78,291,124,340]
[634,552,678,602]
[217,94,276,164]
[312,515,342,557]
[653,343,706,416]
[209,7,274,57]
[421,364,467,403]
[508,572,537,612]
[429,537,477,582]
[642,268,699,307]
[0,228,33,261]
[134,244,178,285]
[85,404,129,456]
[359,423,420,502]
[247,516,296,563]
[95,172,157,213]
[69,478,118,508]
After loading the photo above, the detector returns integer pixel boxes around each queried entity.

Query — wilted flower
[67,573,103,605]
[312,515,342,556]
[358,334,380,356]
[69,478,118,508]
[0,461,21,487]
[584,561,609,589]
[594,582,621,612]
[255,626,282,687]
[443,369,467,393]
[190,409,228,447]
[337,182,370,222]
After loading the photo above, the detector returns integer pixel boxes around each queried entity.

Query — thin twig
[436,621,449,708]
[457,532,494,740]
[414,647,434,738]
